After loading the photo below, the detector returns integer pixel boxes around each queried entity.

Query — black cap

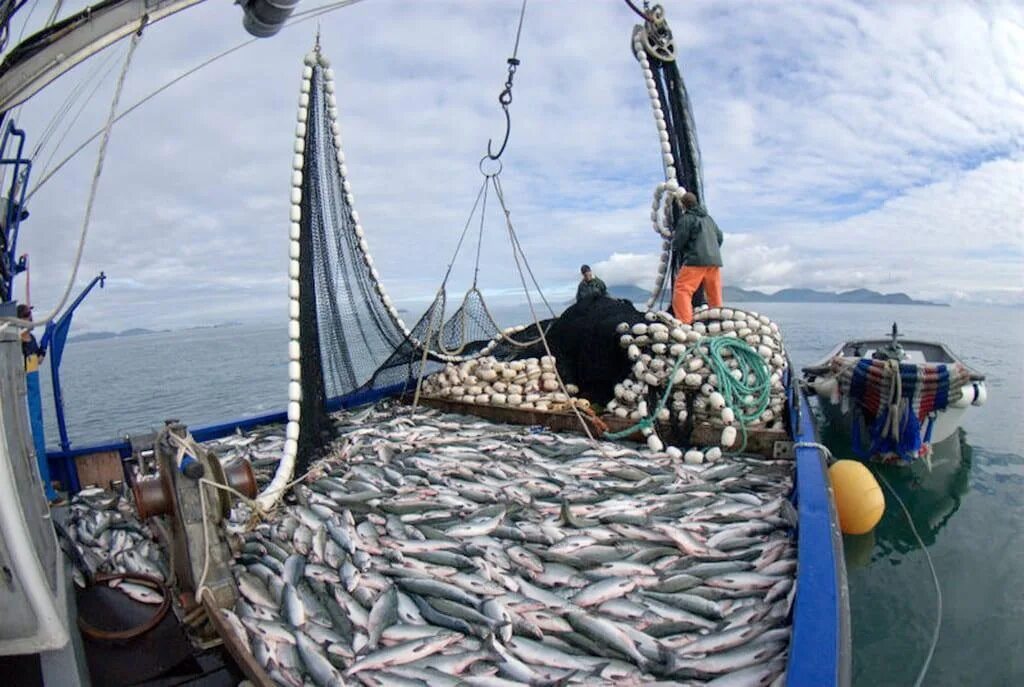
[16,304,32,318]
[580,264,591,274]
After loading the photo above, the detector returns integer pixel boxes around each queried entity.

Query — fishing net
[364,287,555,390]
[294,10,705,457]
[296,62,554,457]
[541,297,646,405]
[645,37,706,312]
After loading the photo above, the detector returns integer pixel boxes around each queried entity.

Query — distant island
[69,328,164,342]
[596,285,947,307]
[69,321,242,343]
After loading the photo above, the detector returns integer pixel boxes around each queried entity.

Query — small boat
[802,323,986,464]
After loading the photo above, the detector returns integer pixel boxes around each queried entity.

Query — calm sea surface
[38,302,1023,686]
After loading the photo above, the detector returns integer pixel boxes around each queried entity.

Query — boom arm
[0,0,207,115]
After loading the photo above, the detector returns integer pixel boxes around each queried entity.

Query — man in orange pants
[671,192,723,324]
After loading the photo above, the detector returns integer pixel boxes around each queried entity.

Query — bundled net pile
[605,306,789,458]
[830,357,972,463]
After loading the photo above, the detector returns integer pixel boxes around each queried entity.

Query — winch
[132,421,256,611]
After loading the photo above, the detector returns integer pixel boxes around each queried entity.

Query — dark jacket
[672,205,723,267]
[576,276,608,302]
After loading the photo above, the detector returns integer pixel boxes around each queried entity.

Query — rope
[493,176,555,318]
[411,294,443,409]
[472,178,489,287]
[1,27,141,332]
[38,49,122,181]
[873,468,943,687]
[795,439,942,687]
[623,0,651,21]
[604,336,773,454]
[77,572,171,641]
[26,0,372,203]
[490,174,610,451]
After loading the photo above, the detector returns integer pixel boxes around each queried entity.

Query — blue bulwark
[787,383,851,686]
[47,382,411,489]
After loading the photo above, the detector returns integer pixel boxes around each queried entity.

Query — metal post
[0,317,69,655]
[40,271,105,460]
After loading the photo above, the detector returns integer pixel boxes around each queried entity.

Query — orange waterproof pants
[672,266,723,324]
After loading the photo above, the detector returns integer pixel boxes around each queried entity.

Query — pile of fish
[61,486,169,603]
[606,307,788,453]
[223,405,796,686]
[206,425,288,484]
[417,355,589,413]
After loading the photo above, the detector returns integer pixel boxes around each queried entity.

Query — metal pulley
[637,4,676,62]
[132,421,256,611]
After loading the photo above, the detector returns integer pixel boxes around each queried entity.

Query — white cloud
[5,0,1022,332]
[593,253,661,290]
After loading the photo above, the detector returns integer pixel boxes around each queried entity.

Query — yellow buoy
[829,460,885,535]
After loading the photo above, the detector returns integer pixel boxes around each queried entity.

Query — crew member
[671,192,723,323]
[18,304,61,505]
[576,264,608,303]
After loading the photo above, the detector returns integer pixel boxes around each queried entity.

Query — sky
[6,0,1024,333]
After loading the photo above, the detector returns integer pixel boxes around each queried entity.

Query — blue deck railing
[787,383,851,686]
[44,381,411,492]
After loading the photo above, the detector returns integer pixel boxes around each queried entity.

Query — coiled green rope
[604,335,774,453]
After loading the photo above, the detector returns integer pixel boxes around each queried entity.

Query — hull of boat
[814,387,972,447]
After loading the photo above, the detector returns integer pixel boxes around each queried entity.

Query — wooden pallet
[412,396,792,459]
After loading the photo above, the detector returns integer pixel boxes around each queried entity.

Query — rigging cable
[623,0,650,22]
[32,47,119,161]
[44,0,61,27]
[26,0,371,202]
[873,467,943,687]
[491,174,605,445]
[38,50,121,180]
[485,0,527,161]
[1,21,142,332]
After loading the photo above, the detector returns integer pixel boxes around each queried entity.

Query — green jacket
[672,205,723,267]
[576,276,608,302]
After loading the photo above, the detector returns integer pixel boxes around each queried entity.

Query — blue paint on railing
[46,381,411,488]
[786,376,849,686]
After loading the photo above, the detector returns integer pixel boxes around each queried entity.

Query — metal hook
[484,1,526,161]
[486,105,512,161]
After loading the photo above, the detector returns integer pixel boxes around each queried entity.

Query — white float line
[636,39,683,311]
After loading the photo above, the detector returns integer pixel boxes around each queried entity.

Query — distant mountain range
[69,321,242,342]
[69,328,164,342]
[599,285,946,306]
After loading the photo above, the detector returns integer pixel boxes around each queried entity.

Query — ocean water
[36,302,1024,686]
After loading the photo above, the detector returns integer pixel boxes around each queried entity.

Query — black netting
[365,288,555,390]
[650,51,705,313]
[540,297,646,405]
[301,64,408,401]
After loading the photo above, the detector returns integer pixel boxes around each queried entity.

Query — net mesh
[650,50,706,312]
[301,65,407,401]
[297,64,552,425]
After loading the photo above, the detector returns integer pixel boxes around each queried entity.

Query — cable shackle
[485,0,527,161]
